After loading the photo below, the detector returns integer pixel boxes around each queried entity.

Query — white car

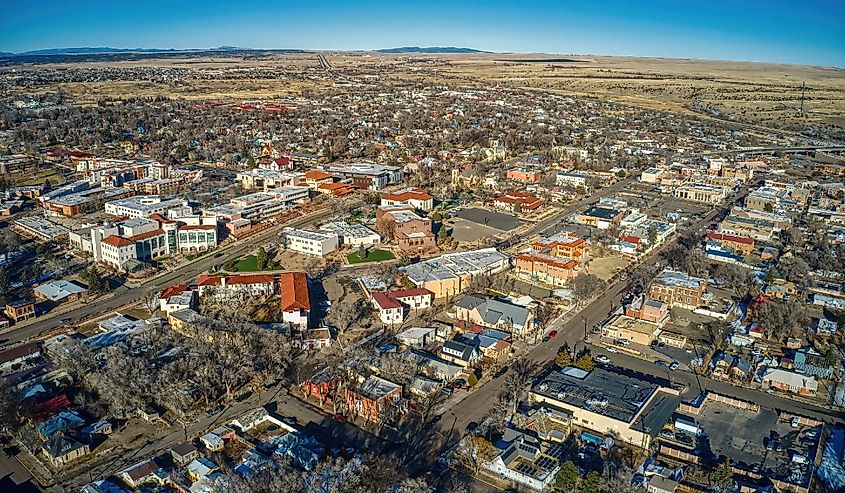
[595,355,611,364]
[606,346,618,353]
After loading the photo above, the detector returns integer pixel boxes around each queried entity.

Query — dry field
[7,51,844,131]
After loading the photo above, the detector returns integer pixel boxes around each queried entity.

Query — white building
[283,228,339,257]
[318,222,381,248]
[556,172,589,188]
[104,195,190,219]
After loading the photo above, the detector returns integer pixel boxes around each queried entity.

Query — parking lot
[453,207,525,231]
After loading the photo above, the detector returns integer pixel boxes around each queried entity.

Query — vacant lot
[454,207,524,231]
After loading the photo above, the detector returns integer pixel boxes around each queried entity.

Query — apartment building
[321,163,403,191]
[648,269,707,310]
[401,248,510,298]
[515,253,579,287]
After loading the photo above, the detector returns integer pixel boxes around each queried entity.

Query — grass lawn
[347,249,395,264]
[227,254,283,272]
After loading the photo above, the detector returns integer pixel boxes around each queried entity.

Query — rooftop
[652,269,705,290]
[402,248,509,284]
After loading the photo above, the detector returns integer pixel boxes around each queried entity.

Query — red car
[548,330,558,338]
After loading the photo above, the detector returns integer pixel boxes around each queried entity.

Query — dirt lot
[585,255,630,281]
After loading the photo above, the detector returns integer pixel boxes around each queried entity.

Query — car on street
[207,405,224,416]
[548,330,558,338]
[654,360,666,367]
[595,355,611,365]
[440,387,454,397]
[495,366,509,378]
[615,339,630,346]
[60,317,72,324]
[669,362,680,371]
[465,421,479,433]
[452,379,467,389]
[607,346,618,353]
[332,413,346,422]
[543,335,551,342]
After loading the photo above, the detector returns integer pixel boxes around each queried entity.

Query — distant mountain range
[377,46,488,54]
[5,46,252,55]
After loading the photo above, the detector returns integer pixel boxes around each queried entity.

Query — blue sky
[2,0,844,66]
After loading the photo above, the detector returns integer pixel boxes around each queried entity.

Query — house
[647,475,679,493]
[371,288,434,325]
[5,299,35,322]
[439,340,481,367]
[625,296,670,325]
[396,327,436,348]
[648,270,707,309]
[381,187,434,211]
[344,375,403,422]
[577,206,623,230]
[453,294,535,338]
[302,369,342,406]
[186,457,220,483]
[34,280,88,304]
[36,410,86,439]
[791,348,834,379]
[0,342,42,373]
[120,460,161,488]
[158,284,196,314]
[200,432,225,452]
[280,272,311,331]
[814,317,838,337]
[42,435,90,468]
[296,327,333,350]
[486,432,560,491]
[761,368,818,396]
[0,314,9,331]
[705,232,755,256]
[492,191,544,214]
[282,228,339,257]
[170,442,200,466]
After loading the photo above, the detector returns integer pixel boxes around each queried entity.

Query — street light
[581,315,588,341]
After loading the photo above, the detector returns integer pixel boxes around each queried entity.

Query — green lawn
[347,249,395,264]
[227,254,283,272]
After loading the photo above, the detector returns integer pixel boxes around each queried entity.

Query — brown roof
[102,235,134,248]
[0,342,41,366]
[304,170,332,180]
[128,229,164,241]
[280,272,310,312]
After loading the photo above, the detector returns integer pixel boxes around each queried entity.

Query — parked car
[206,405,224,416]
[595,355,611,365]
[452,379,467,389]
[655,360,666,367]
[548,330,558,338]
[607,347,618,353]
[669,362,680,371]
[441,387,454,397]
[495,366,509,378]
[332,413,346,422]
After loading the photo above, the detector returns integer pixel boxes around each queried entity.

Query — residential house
[439,340,481,367]
[344,375,403,422]
[371,288,433,325]
[186,457,220,483]
[396,327,436,348]
[42,435,90,468]
[280,272,311,331]
[120,460,161,489]
[790,348,834,379]
[158,284,196,314]
[453,294,535,338]
[486,432,560,491]
[0,342,41,373]
[170,442,200,466]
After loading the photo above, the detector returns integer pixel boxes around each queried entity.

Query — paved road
[3,207,341,346]
[434,184,843,446]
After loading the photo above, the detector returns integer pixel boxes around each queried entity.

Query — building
[378,208,436,255]
[322,163,403,191]
[532,231,586,259]
[673,184,730,204]
[303,170,334,189]
[13,216,70,242]
[280,272,311,331]
[42,435,90,468]
[492,191,544,214]
[344,375,403,422]
[439,340,481,367]
[370,288,434,325]
[515,253,579,287]
[705,232,755,256]
[530,366,680,449]
[648,270,707,310]
[197,273,277,299]
[283,228,339,257]
[556,172,589,188]
[507,167,542,183]
[401,248,510,298]
[33,280,88,304]
[380,187,434,211]
[641,167,665,184]
[761,368,818,396]
[170,442,200,466]
[104,195,190,219]
[235,169,302,191]
[625,297,670,325]
[318,222,380,248]
[718,215,775,242]
[601,315,662,346]
[396,327,436,348]
[158,284,196,314]
[486,432,561,491]
[4,299,35,322]
[578,206,623,230]
[205,187,310,225]
[453,294,535,338]
[41,183,131,217]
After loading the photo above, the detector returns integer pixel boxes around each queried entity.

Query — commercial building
[514,253,579,287]
[672,183,730,204]
[371,288,434,325]
[378,209,436,255]
[235,169,303,191]
[321,163,403,191]
[601,315,662,346]
[648,270,707,310]
[34,280,88,304]
[4,299,36,322]
[401,248,510,298]
[344,375,403,422]
[318,222,380,248]
[532,231,586,259]
[41,183,132,217]
[380,187,434,212]
[282,228,339,257]
[530,366,681,449]
[104,195,190,219]
[204,187,310,225]
[640,167,665,184]
[705,232,755,256]
[718,215,775,242]
[577,206,623,230]
[507,167,542,183]
[13,216,70,242]
[556,172,589,188]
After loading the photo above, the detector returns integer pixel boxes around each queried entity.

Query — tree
[580,471,602,493]
[454,436,496,474]
[467,373,478,387]
[142,290,160,315]
[573,274,605,302]
[553,461,580,493]
[574,354,595,372]
[256,247,268,270]
[709,460,734,493]
[647,223,658,246]
[502,358,533,417]
[79,267,111,294]
[555,344,573,368]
